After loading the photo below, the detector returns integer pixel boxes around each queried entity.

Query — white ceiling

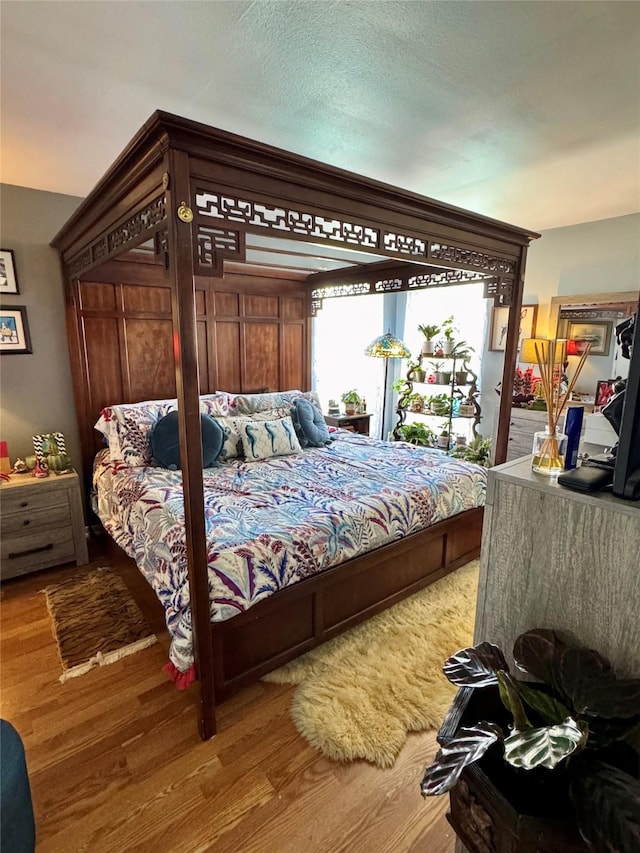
[1,0,639,232]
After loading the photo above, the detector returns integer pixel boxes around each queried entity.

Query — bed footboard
[211,506,483,702]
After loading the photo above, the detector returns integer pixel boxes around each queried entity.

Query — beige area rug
[263,560,479,768]
[44,567,157,682]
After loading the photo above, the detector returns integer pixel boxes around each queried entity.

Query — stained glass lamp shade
[364,332,411,439]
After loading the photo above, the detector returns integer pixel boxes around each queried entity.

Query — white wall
[481,213,640,439]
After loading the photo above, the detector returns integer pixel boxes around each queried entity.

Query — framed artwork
[0,249,19,295]
[567,320,612,356]
[489,304,538,352]
[0,306,32,354]
[595,379,616,410]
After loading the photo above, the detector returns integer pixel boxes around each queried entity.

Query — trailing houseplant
[449,435,492,467]
[420,629,640,852]
[341,389,361,414]
[440,315,457,354]
[396,422,435,447]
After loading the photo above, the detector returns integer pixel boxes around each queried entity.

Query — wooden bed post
[166,148,217,740]
[494,247,529,466]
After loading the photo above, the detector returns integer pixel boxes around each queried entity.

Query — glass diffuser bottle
[531,424,568,476]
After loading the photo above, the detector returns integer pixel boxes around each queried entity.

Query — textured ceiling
[1,0,639,231]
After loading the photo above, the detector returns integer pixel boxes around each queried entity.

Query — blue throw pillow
[150,411,224,470]
[292,398,331,447]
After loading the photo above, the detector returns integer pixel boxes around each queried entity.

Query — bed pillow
[238,416,302,461]
[150,411,224,470]
[229,390,322,415]
[95,393,230,464]
[292,398,331,447]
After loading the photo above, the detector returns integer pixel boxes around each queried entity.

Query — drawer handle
[8,543,53,559]
[23,519,31,526]
[20,500,28,508]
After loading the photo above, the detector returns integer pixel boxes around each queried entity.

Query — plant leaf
[443,642,509,687]
[420,722,502,796]
[570,760,640,853]
[515,680,571,726]
[512,628,571,683]
[503,717,585,770]
[587,715,640,750]
[556,647,640,718]
[497,671,531,730]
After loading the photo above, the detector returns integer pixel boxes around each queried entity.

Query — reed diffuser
[521,337,592,475]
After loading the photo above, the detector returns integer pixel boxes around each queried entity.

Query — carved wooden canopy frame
[52,111,540,739]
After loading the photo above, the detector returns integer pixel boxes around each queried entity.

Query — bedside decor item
[420,629,640,853]
[521,338,591,476]
[0,306,32,354]
[44,567,157,681]
[0,249,19,294]
[32,432,71,473]
[263,560,479,768]
[340,389,361,416]
[0,441,10,475]
[364,331,411,438]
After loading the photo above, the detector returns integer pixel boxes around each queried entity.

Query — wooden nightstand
[324,413,372,436]
[0,471,89,580]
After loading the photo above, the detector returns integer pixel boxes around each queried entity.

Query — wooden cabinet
[0,471,89,580]
[324,413,372,435]
[475,457,640,677]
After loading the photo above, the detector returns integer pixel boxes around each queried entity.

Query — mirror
[549,291,639,408]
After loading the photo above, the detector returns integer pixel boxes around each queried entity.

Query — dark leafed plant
[420,630,640,853]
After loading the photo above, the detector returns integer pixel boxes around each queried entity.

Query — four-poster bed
[52,111,539,740]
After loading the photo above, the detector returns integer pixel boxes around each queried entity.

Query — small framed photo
[0,306,32,354]
[489,304,538,352]
[567,321,612,356]
[595,379,616,409]
[0,249,19,295]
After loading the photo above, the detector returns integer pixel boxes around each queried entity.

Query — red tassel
[162,661,196,690]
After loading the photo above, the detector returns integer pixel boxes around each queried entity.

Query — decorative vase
[345,403,356,415]
[441,340,454,355]
[437,371,452,385]
[531,425,568,476]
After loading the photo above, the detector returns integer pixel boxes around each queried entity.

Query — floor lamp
[364,332,411,439]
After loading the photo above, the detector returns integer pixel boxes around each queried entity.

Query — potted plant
[429,393,451,416]
[451,341,473,385]
[408,392,426,413]
[392,377,412,408]
[407,359,426,384]
[437,426,450,449]
[341,389,361,415]
[418,324,440,356]
[396,422,435,446]
[449,435,492,467]
[420,629,640,853]
[440,315,457,355]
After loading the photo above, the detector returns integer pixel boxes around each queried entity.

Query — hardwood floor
[0,541,456,853]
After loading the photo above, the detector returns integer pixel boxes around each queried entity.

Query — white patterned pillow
[228,390,322,415]
[214,409,293,461]
[239,417,302,461]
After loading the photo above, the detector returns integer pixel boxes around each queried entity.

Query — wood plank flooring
[0,541,456,852]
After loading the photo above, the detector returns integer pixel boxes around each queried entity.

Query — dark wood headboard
[65,257,311,485]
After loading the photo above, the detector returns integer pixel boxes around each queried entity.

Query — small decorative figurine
[12,457,29,474]
[33,458,49,478]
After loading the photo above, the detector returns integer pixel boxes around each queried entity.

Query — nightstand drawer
[0,503,71,538]
[1,528,76,579]
[1,487,69,516]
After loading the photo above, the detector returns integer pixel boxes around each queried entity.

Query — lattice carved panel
[195,190,380,249]
[373,279,404,292]
[382,233,427,257]
[196,226,244,276]
[430,243,516,275]
[66,195,167,279]
[311,299,323,316]
[408,269,484,288]
[484,277,515,306]
[310,282,372,300]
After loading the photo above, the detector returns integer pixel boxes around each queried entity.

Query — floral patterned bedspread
[93,433,486,672]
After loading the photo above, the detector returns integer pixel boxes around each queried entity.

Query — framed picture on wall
[0,249,19,295]
[567,320,612,356]
[0,306,32,354]
[489,304,538,352]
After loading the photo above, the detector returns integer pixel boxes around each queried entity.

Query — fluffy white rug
[263,560,479,768]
